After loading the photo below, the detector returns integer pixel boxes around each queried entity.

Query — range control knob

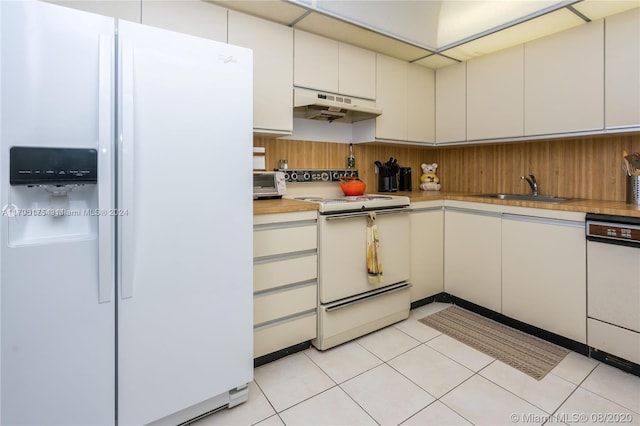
[321,172,329,181]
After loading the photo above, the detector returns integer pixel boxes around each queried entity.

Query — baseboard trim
[410,292,452,309]
[254,341,311,368]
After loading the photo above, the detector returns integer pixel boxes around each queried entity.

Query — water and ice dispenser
[7,147,99,245]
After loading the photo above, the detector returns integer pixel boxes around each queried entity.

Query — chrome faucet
[521,174,538,196]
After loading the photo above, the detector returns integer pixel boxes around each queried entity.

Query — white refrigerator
[0,1,254,425]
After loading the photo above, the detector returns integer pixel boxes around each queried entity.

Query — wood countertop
[402,190,640,218]
[254,192,640,218]
[253,197,319,215]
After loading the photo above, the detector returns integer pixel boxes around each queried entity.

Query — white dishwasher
[586,213,640,374]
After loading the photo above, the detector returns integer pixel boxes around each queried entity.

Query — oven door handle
[324,282,411,312]
[324,208,411,221]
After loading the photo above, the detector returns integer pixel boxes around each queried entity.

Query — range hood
[293,88,382,123]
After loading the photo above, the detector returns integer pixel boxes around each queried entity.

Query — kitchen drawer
[254,283,317,325]
[254,313,316,358]
[254,254,317,293]
[314,285,410,350]
[253,225,317,258]
[588,318,640,365]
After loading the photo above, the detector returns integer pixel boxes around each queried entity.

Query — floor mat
[419,305,569,380]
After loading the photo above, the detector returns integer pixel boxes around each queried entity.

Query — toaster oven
[253,171,286,199]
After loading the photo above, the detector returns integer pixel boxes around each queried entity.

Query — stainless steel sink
[475,193,575,203]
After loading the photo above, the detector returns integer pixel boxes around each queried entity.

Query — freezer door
[117,21,254,425]
[0,2,116,425]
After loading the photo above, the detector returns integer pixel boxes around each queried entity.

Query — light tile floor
[196,303,640,426]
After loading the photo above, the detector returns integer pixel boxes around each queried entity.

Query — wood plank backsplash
[254,133,640,202]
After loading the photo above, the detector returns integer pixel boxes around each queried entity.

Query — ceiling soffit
[211,0,640,68]
[293,11,435,61]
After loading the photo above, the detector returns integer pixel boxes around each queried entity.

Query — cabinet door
[467,45,524,140]
[524,20,604,136]
[605,8,640,129]
[140,0,227,42]
[408,64,435,143]
[502,215,586,343]
[339,43,376,99]
[375,54,408,140]
[444,208,501,312]
[436,61,466,143]
[410,205,443,302]
[294,30,339,93]
[229,11,293,135]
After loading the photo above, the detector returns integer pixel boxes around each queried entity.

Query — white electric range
[285,179,412,350]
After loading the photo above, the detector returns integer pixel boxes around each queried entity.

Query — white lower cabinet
[502,213,587,343]
[444,205,502,312]
[409,201,444,302]
[253,211,318,359]
[444,203,588,344]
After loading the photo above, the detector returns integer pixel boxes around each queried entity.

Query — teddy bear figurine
[419,163,441,191]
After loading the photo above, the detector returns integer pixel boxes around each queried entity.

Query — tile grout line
[301,347,382,425]
[250,303,639,426]
[542,363,603,425]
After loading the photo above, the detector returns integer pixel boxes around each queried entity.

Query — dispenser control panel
[10,147,98,185]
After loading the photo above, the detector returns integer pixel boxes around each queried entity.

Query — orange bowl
[339,179,366,196]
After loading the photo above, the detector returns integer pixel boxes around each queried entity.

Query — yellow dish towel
[367,212,383,284]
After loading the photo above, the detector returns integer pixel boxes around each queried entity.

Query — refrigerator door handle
[98,35,114,304]
[119,39,135,299]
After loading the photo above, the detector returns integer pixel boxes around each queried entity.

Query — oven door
[318,208,411,304]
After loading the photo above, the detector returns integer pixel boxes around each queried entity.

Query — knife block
[378,174,398,192]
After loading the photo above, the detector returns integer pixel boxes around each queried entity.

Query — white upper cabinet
[408,63,435,143]
[524,19,604,136]
[436,61,466,143]
[467,45,524,141]
[338,43,376,99]
[294,30,376,99]
[376,54,408,141]
[605,8,640,130]
[140,0,227,43]
[294,30,339,93]
[376,54,435,143]
[229,11,293,135]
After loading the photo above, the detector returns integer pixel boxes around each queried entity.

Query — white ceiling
[211,0,640,68]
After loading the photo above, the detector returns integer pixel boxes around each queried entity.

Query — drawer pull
[324,282,411,312]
